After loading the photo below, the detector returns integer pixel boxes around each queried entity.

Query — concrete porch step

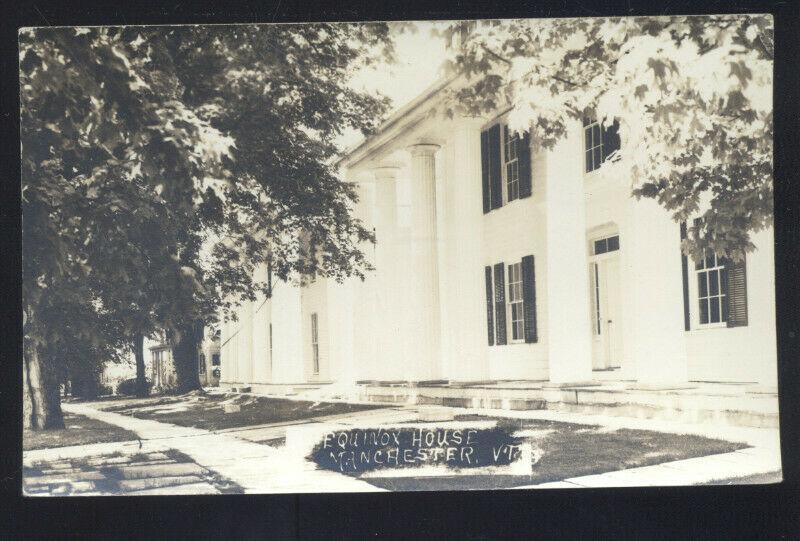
[357,383,779,429]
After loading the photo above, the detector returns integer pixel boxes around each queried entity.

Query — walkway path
[61,402,384,493]
[54,401,782,493]
[465,406,783,488]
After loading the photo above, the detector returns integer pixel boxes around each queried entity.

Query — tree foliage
[20,23,392,425]
[439,15,773,261]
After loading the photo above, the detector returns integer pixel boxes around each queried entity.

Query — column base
[625,382,697,391]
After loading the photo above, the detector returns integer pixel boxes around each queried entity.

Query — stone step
[25,470,107,484]
[127,482,220,495]
[117,474,207,491]
[24,480,97,495]
[107,461,208,480]
[359,386,778,428]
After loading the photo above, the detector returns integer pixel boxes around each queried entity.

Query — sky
[336,21,448,152]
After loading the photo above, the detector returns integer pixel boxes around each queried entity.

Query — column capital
[407,143,440,157]
[371,163,401,182]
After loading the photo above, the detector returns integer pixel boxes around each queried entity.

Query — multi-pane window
[592,263,601,335]
[507,262,524,341]
[211,354,220,366]
[593,235,619,255]
[311,313,319,374]
[504,127,520,202]
[696,251,728,325]
[583,118,621,173]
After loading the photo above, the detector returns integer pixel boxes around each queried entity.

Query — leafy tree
[21,23,391,427]
[438,15,773,261]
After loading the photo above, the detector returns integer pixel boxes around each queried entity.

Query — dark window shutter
[724,257,748,327]
[480,130,491,214]
[680,222,690,331]
[493,262,507,345]
[602,120,621,159]
[484,266,495,346]
[488,124,503,210]
[518,130,532,199]
[521,255,538,343]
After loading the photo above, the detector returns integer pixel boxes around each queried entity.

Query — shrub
[117,377,152,396]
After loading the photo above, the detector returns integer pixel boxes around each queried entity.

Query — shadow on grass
[100,392,386,431]
[24,413,139,451]
[362,416,747,491]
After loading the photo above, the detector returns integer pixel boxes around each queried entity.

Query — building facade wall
[480,129,550,381]
[219,107,777,390]
[685,227,777,384]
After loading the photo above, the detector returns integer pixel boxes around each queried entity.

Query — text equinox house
[219,47,778,411]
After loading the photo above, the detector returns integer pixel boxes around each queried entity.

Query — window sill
[690,323,729,331]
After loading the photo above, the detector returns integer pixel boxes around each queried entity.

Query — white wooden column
[622,196,689,388]
[350,178,379,381]
[372,165,402,379]
[236,300,254,384]
[440,120,488,381]
[269,280,304,383]
[407,143,442,381]
[545,121,594,385]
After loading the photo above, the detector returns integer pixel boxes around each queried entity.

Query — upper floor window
[504,128,521,202]
[481,123,532,213]
[583,118,620,173]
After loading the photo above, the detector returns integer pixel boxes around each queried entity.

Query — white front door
[590,246,623,370]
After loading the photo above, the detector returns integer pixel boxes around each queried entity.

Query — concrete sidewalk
[62,402,384,493]
[465,406,782,488]
[57,401,782,492]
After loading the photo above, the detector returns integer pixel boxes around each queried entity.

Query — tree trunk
[24,340,65,430]
[23,354,33,430]
[133,333,148,397]
[171,321,204,394]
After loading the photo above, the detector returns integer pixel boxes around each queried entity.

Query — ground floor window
[507,262,524,341]
[485,255,538,345]
[696,250,728,325]
[311,313,319,374]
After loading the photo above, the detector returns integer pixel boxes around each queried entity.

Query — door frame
[588,233,623,371]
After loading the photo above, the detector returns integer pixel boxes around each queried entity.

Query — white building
[219,55,778,416]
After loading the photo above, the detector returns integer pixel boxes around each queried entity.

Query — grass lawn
[100,392,385,431]
[24,412,139,451]
[362,415,748,491]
